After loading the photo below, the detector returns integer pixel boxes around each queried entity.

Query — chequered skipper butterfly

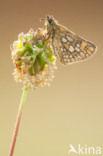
[42,15,97,65]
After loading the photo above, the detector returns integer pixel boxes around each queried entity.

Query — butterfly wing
[52,24,97,65]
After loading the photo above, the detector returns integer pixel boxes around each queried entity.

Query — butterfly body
[44,16,97,65]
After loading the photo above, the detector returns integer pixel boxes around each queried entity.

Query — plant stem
[8,86,28,156]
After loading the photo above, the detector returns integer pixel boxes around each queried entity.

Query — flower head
[11,28,57,88]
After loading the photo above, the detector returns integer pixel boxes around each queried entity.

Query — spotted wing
[52,25,97,65]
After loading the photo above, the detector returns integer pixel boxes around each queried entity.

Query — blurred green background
[0,0,103,155]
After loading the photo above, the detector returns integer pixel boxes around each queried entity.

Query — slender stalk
[8,86,28,156]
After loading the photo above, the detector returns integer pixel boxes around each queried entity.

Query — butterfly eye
[48,18,53,24]
[47,16,53,24]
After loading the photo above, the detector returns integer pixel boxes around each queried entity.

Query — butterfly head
[43,15,58,35]
[41,15,56,24]
[41,15,58,32]
[46,16,55,25]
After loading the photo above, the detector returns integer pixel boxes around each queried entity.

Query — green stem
[8,85,28,156]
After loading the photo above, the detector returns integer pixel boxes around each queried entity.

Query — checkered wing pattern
[52,24,97,65]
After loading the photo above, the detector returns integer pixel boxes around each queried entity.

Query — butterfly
[42,15,97,65]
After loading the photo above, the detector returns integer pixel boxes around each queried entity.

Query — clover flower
[11,28,57,89]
